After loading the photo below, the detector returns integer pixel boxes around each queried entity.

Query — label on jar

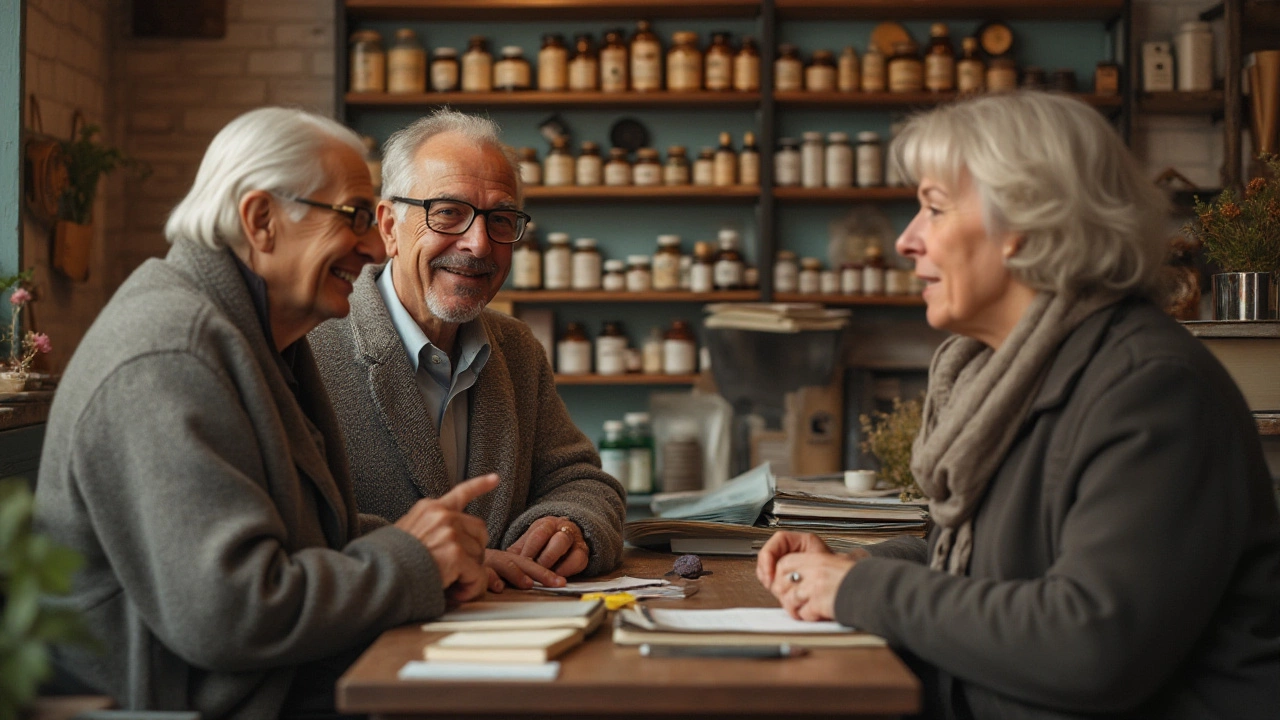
[885,268,911,295]
[431,60,459,91]
[739,152,759,186]
[544,248,572,289]
[461,53,492,91]
[713,153,737,186]
[576,155,603,186]
[601,47,627,91]
[798,269,820,294]
[544,155,575,186]
[862,54,886,92]
[605,161,631,186]
[556,339,592,374]
[925,55,955,92]
[512,247,542,289]
[600,448,630,486]
[693,159,714,186]
[668,53,701,91]
[633,162,661,186]
[856,144,884,187]
[663,162,690,186]
[714,258,743,289]
[572,252,602,289]
[627,447,653,493]
[733,53,760,91]
[706,53,732,90]
[805,65,836,92]
[888,59,923,93]
[603,270,625,291]
[626,267,652,292]
[494,59,530,89]
[690,263,714,293]
[351,53,386,93]
[538,47,568,90]
[820,270,839,294]
[596,336,628,375]
[652,254,681,291]
[663,339,697,375]
[863,266,885,294]
[388,48,425,93]
[841,267,862,294]
[801,142,824,189]
[519,160,542,186]
[774,263,798,293]
[569,56,598,91]
[957,61,984,93]
[631,41,661,91]
[838,55,859,91]
[775,149,800,186]
[825,145,853,188]
[775,58,803,91]
[987,67,1017,92]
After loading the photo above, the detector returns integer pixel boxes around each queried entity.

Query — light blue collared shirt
[377,259,491,485]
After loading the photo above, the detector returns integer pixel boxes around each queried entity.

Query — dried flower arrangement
[859,397,924,502]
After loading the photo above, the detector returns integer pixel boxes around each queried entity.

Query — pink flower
[30,333,52,354]
[9,288,31,306]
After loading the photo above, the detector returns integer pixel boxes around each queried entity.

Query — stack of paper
[612,606,885,648]
[425,628,584,664]
[703,303,851,333]
[421,599,606,634]
[765,478,928,535]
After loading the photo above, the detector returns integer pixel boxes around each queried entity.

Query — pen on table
[639,643,808,659]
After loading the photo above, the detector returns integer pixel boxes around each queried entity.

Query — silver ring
[558,526,573,535]
[789,571,802,583]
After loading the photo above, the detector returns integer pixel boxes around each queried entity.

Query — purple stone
[673,554,703,578]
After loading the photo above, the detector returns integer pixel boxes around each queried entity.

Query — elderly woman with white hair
[757,92,1280,718]
[36,107,503,719]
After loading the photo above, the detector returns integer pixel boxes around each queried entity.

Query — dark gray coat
[839,298,1280,719]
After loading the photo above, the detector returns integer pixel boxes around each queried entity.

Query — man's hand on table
[757,531,870,622]
[507,516,590,577]
[395,473,497,606]
[483,549,567,592]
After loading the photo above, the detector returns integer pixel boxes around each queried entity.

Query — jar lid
[573,237,597,249]
[776,249,797,260]
[672,31,699,44]
[778,43,798,55]
[666,145,687,156]
[519,147,537,159]
[603,419,625,432]
[547,232,570,243]
[930,23,949,37]
[501,46,524,57]
[581,140,599,151]
[394,28,418,40]
[657,234,681,246]
[856,131,881,142]
[468,35,488,45]
[636,147,660,159]
[802,131,824,141]
[717,228,740,244]
[627,255,651,265]
[801,257,823,270]
[349,30,382,43]
[604,259,625,271]
[433,47,458,57]
[624,411,651,425]
[542,33,565,44]
[1179,20,1211,33]
[812,49,835,61]
[827,131,849,143]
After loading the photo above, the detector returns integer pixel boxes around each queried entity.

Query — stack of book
[703,303,851,333]
[418,599,606,665]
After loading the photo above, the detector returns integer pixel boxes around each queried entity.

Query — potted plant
[54,123,142,282]
[859,397,924,502]
[0,273,49,393]
[1184,155,1280,320]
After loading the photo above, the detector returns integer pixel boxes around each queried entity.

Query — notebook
[612,606,886,648]
[425,627,584,664]
[421,599,606,634]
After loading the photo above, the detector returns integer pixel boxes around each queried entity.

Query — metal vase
[1212,272,1277,320]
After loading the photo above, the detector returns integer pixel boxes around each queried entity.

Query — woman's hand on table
[758,531,870,622]
[507,516,590,577]
[483,549,567,592]
[756,531,833,588]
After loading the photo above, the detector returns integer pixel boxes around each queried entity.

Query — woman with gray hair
[757,92,1280,718]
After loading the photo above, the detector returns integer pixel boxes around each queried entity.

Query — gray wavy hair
[892,91,1170,298]
[380,108,523,217]
[165,107,365,250]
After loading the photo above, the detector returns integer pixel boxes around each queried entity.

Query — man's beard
[426,254,497,323]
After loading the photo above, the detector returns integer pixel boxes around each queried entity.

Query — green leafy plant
[0,478,95,720]
[859,397,924,501]
[57,124,144,226]
[1184,155,1280,274]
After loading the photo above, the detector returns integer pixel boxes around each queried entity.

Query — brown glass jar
[494,46,531,91]
[739,131,759,186]
[430,47,459,91]
[538,33,569,91]
[775,43,803,92]
[956,37,985,94]
[1094,61,1120,97]
[518,146,542,185]
[733,36,760,92]
[633,147,662,186]
[693,148,715,186]
[987,57,1017,93]
[604,147,631,186]
[705,32,734,91]
[387,28,426,94]
[663,146,690,185]
[690,241,715,293]
[713,132,737,187]
[653,234,683,291]
[556,322,592,375]
[349,30,386,93]
[838,46,859,92]
[925,23,955,93]
[569,34,599,91]
[667,31,702,92]
[544,136,575,187]
[630,20,662,92]
[461,35,493,92]
[663,320,697,375]
[862,45,886,92]
[600,29,628,92]
[575,141,603,186]
[887,41,923,93]
[805,50,837,92]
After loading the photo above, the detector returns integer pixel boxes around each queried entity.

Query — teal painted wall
[1,0,23,330]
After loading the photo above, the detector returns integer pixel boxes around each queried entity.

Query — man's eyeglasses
[291,198,376,235]
[391,197,531,245]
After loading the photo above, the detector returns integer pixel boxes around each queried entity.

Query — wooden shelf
[345,90,760,110]
[776,0,1125,21]
[775,91,1124,111]
[774,292,925,307]
[524,185,760,203]
[496,289,760,303]
[555,373,700,385]
[1138,91,1225,116]
[773,186,918,203]
[345,0,762,20]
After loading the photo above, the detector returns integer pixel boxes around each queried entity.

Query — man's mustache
[430,255,498,274]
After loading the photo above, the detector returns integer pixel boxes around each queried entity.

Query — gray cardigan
[839,298,1280,719]
[309,265,625,576]
[35,240,444,719]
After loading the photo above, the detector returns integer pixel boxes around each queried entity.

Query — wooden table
[337,549,921,719]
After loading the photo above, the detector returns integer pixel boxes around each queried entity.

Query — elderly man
[36,107,497,719]
[310,110,624,591]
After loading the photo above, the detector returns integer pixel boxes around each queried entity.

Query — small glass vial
[774,137,800,187]
[625,255,652,292]
[987,57,1017,93]
[840,262,863,294]
[575,141,603,186]
[956,37,985,94]
[633,148,662,186]
[663,320,698,375]
[543,232,572,290]
[569,34,599,92]
[630,20,662,92]
[705,31,734,91]
[798,258,822,294]
[862,45,886,93]
[774,250,799,293]
[571,238,602,290]
[775,44,803,92]
[511,228,542,290]
[733,36,760,92]
[602,259,626,291]
[862,245,886,295]
[825,131,853,188]
[855,131,884,188]
[544,137,575,187]
[387,29,426,94]
[652,234,682,291]
[604,147,632,186]
[538,33,569,91]
[596,322,628,376]
[600,29,629,92]
[430,47,460,91]
[925,24,955,93]
[801,131,825,189]
[838,47,860,92]
[739,132,760,187]
[494,46,532,91]
[349,30,386,93]
[887,41,924,93]
[667,31,702,92]
[518,147,542,186]
[713,132,737,186]
[461,35,493,92]
[693,148,715,186]
[556,323,592,375]
[663,146,691,185]
[805,50,837,92]
[642,327,664,374]
[690,241,715,293]
[714,228,744,290]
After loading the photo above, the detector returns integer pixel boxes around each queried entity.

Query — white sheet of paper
[398,660,561,681]
[646,607,852,634]
[534,575,669,594]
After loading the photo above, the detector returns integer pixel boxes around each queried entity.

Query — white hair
[380,108,523,219]
[892,91,1170,299]
[165,107,365,250]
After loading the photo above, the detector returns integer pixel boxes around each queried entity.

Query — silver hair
[165,107,366,250]
[891,91,1170,299]
[380,108,523,218]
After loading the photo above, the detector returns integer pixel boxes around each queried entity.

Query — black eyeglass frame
[390,196,532,245]
[291,197,376,235]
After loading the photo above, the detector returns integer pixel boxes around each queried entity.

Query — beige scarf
[912,290,1119,575]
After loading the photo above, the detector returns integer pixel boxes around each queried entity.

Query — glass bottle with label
[642,327,664,374]
[925,24,955,93]
[713,132,737,187]
[575,141,603,186]
[518,147,542,186]
[602,259,626,291]
[862,45,886,92]
[774,250,799,293]
[604,147,632,186]
[538,33,568,91]
[956,37,985,94]
[705,32,734,91]
[633,148,662,186]
[556,323,591,375]
[430,47,460,91]
[739,132,760,186]
[838,46,860,92]
[349,30,386,93]
[693,148,715,186]
[801,131,825,189]
[667,31,702,92]
[690,241,715,293]
[571,238,602,290]
[663,146,690,185]
[362,135,382,195]
[987,57,1017,93]
[543,232,572,290]
[862,245,887,295]
[887,41,923,93]
[652,234,682,291]
[625,256,652,292]
[775,43,803,92]
[596,322,628,376]
[798,257,822,294]
[805,50,837,92]
[598,420,631,488]
[494,46,531,91]
[544,137,575,187]
[774,137,800,187]
[600,28,628,92]
[733,36,760,92]
[624,412,655,493]
[569,34,599,92]
[840,261,863,294]
[387,29,426,94]
[825,131,853,188]
[511,225,542,290]
[714,229,744,290]
[662,322,697,375]
[855,131,884,188]
[630,20,662,92]
[461,35,493,92]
